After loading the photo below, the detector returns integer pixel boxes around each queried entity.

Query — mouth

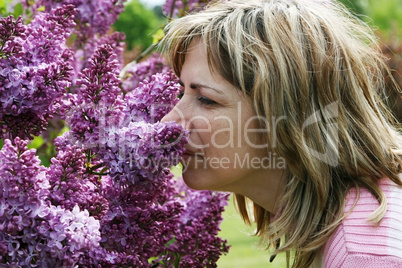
[182,148,203,159]
[183,152,194,157]
[182,151,199,158]
[181,147,205,171]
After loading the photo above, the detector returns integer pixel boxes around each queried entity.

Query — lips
[181,147,204,171]
[182,147,203,158]
[183,150,195,156]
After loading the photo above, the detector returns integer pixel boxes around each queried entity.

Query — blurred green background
[337,0,402,34]
[120,0,402,48]
[216,195,287,268]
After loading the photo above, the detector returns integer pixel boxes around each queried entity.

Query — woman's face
[162,40,281,193]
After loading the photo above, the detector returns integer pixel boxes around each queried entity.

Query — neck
[244,170,286,214]
[221,168,287,214]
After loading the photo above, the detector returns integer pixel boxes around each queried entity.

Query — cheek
[187,116,213,149]
[208,118,238,149]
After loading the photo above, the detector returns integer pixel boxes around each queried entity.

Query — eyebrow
[178,79,223,94]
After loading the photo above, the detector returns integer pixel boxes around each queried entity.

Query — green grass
[217,195,286,268]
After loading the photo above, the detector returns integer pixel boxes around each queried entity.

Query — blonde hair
[160,0,402,267]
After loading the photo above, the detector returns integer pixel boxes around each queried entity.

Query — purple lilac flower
[77,44,121,105]
[0,16,25,57]
[0,138,101,266]
[97,173,184,267]
[159,178,231,267]
[99,121,188,185]
[0,6,75,140]
[41,204,101,266]
[121,53,171,93]
[124,70,181,123]
[12,0,126,42]
[71,0,126,39]
[72,31,126,83]
[163,0,211,18]
[62,44,126,147]
[0,138,50,223]
[46,133,110,220]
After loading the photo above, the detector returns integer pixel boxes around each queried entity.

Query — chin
[182,174,204,190]
[182,171,212,191]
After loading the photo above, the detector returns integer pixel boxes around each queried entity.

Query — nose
[161,100,186,127]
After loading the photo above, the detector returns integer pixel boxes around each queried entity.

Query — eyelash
[197,96,216,106]
[177,88,216,106]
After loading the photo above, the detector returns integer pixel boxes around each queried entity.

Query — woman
[160,0,402,267]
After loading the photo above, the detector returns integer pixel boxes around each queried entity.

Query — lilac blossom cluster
[0,138,101,266]
[47,133,110,220]
[62,44,187,183]
[61,43,124,145]
[162,0,211,18]
[93,172,184,266]
[124,69,181,122]
[72,32,126,83]
[58,42,228,266]
[8,0,127,84]
[99,121,188,184]
[45,129,179,266]
[10,0,126,42]
[157,179,230,267]
[121,53,171,93]
[0,6,75,140]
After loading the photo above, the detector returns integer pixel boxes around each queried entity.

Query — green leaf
[170,163,183,178]
[0,0,14,15]
[59,125,70,135]
[0,0,5,14]
[13,2,23,18]
[39,155,51,167]
[164,237,177,247]
[36,5,45,12]
[152,28,165,44]
[28,136,44,149]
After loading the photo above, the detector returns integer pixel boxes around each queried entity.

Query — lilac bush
[124,70,181,123]
[10,0,126,42]
[121,53,171,94]
[0,0,229,266]
[157,180,231,267]
[9,0,127,84]
[0,137,101,266]
[0,5,75,140]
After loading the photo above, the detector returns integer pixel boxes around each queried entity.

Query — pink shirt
[323,178,402,267]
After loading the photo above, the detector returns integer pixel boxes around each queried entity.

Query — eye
[198,96,217,105]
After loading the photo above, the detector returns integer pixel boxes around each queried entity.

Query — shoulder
[323,178,402,268]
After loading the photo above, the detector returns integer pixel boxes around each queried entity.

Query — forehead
[181,41,212,78]
[184,40,207,61]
